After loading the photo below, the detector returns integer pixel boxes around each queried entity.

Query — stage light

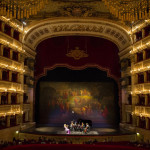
[136,133,140,136]
[16,131,19,134]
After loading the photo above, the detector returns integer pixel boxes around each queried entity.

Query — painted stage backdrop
[39,82,118,127]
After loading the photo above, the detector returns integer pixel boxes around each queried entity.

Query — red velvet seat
[3,144,148,150]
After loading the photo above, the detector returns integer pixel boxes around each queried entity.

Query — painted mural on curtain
[39,82,118,127]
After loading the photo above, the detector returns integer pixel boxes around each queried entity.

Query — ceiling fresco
[27,0,116,23]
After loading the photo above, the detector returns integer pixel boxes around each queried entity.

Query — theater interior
[0,0,150,150]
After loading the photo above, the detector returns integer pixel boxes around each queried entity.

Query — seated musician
[84,123,90,134]
[80,122,85,132]
[77,123,81,131]
[70,121,74,131]
[86,123,90,132]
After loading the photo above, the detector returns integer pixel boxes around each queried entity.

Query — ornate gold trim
[66,47,88,60]
[23,18,131,51]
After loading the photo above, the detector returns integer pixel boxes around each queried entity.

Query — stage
[20,126,134,136]
[18,126,136,144]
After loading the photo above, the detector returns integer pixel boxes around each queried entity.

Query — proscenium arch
[23,18,132,51]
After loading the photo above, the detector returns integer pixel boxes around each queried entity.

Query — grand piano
[77,118,92,127]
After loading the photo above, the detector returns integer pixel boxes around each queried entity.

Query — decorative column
[0,68,2,80]
[146,117,149,129]
[6,116,10,127]
[29,108,33,122]
[0,45,4,56]
[20,74,24,85]
[0,93,1,104]
[17,73,21,83]
[126,113,130,123]
[18,53,21,62]
[143,50,146,60]
[20,93,24,124]
[11,28,14,38]
[25,111,29,122]
[16,94,20,104]
[136,95,140,105]
[137,116,140,127]
[9,71,12,81]
[29,88,33,122]
[132,95,138,105]
[19,33,22,42]
[16,114,19,125]
[19,114,23,124]
[10,49,13,59]
[133,74,138,84]
[122,105,126,123]
[145,94,148,106]
[134,54,138,63]
[142,28,145,38]
[1,22,5,32]
[132,115,137,126]
[26,76,29,85]
[19,93,23,103]
[133,34,136,43]
[8,93,11,104]
[144,72,147,83]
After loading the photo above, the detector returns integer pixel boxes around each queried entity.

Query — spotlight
[137,132,140,136]
[16,131,19,134]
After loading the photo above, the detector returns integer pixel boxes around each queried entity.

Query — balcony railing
[0,104,20,115]
[125,104,132,112]
[135,106,150,117]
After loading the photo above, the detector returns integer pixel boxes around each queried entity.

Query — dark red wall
[35,36,120,81]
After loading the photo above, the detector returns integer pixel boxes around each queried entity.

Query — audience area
[1,137,150,150]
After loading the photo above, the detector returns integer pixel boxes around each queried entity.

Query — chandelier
[102,0,150,22]
[0,0,48,20]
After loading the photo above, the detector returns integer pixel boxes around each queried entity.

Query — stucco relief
[24,20,132,51]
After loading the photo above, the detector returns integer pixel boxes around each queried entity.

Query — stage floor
[21,126,135,136]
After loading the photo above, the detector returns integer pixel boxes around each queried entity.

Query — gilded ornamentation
[135,84,143,91]
[27,23,127,47]
[51,24,105,33]
[63,5,92,17]
[66,47,88,60]
[24,20,131,50]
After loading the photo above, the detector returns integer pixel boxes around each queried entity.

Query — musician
[80,122,85,132]
[64,124,70,134]
[85,123,90,132]
[70,121,74,131]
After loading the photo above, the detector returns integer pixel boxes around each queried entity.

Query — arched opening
[35,67,120,128]
[34,36,121,129]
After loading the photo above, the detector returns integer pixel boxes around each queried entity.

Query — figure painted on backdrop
[102,105,108,117]
[74,96,80,107]
[87,105,92,116]
[63,91,68,99]
[66,101,70,113]
[59,100,65,113]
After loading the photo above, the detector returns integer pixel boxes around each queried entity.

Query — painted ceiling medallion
[63,5,92,17]
[66,47,88,60]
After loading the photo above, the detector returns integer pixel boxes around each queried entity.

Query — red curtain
[35,36,120,81]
